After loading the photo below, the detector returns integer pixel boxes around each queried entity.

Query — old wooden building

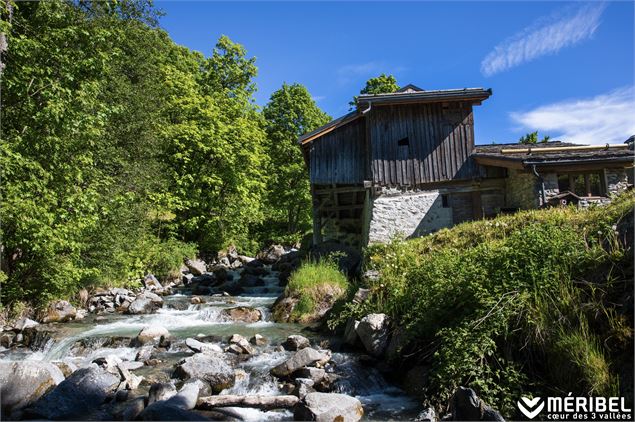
[299,85,634,247]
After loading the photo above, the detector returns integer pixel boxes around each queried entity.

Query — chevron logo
[517,396,544,420]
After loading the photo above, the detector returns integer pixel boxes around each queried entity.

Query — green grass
[285,259,349,323]
[330,192,634,415]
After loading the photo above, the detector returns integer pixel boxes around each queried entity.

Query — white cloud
[509,87,635,145]
[312,95,326,102]
[337,61,382,76]
[481,3,606,77]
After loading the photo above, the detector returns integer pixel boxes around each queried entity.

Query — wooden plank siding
[368,102,479,187]
[309,118,367,185]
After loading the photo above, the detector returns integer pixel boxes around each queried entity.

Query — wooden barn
[299,85,634,247]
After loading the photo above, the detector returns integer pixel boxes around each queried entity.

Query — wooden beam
[197,395,299,411]
[501,144,629,154]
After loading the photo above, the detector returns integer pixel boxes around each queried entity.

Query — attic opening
[397,137,409,147]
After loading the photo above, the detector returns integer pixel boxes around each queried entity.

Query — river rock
[250,334,267,346]
[0,361,65,417]
[190,296,203,305]
[143,274,163,291]
[13,317,39,331]
[257,244,286,264]
[282,334,311,351]
[121,397,146,421]
[136,345,154,362]
[449,387,505,421]
[293,367,326,384]
[41,300,77,323]
[148,382,177,405]
[24,366,121,420]
[185,337,222,354]
[227,334,254,355]
[1,331,15,348]
[271,348,331,378]
[293,392,364,422]
[173,353,235,393]
[139,402,208,421]
[135,325,170,345]
[185,259,206,276]
[221,306,262,323]
[293,378,316,399]
[356,313,390,357]
[120,360,144,371]
[127,297,154,315]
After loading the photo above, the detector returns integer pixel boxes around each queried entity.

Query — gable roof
[396,84,424,93]
[473,141,634,169]
[299,86,492,145]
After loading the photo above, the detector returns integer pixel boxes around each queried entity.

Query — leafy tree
[162,36,268,253]
[0,0,194,305]
[518,131,551,144]
[350,73,400,108]
[262,83,331,238]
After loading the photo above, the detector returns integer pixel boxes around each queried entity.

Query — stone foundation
[367,189,452,243]
[505,169,538,209]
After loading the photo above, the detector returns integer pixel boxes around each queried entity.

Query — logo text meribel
[517,394,632,420]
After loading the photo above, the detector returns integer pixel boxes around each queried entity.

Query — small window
[397,137,409,147]
[441,194,449,208]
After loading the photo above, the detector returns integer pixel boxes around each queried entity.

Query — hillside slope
[331,192,634,416]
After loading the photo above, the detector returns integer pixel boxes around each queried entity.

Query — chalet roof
[472,141,634,169]
[299,86,492,145]
[396,84,424,93]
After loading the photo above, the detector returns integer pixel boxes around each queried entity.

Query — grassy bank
[276,259,349,323]
[330,193,634,415]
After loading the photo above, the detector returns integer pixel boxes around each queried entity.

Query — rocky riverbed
[0,248,423,421]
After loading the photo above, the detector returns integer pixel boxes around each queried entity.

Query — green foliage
[286,259,349,322]
[331,193,634,415]
[350,73,400,108]
[261,83,330,240]
[0,1,265,306]
[518,131,550,144]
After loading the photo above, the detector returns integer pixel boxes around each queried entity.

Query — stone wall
[606,169,630,195]
[367,189,452,243]
[505,169,538,209]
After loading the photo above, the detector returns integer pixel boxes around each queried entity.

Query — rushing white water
[1,265,421,420]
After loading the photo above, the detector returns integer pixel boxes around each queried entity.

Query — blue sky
[159,1,634,145]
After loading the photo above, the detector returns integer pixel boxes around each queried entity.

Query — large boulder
[185,338,222,354]
[126,292,163,315]
[356,313,390,357]
[293,392,363,422]
[24,366,121,420]
[185,259,207,276]
[271,348,331,378]
[143,274,163,291]
[221,306,262,323]
[147,382,178,405]
[139,402,208,421]
[257,244,286,264]
[449,387,505,421]
[41,300,77,323]
[134,325,170,345]
[282,334,311,351]
[13,317,39,331]
[0,361,65,417]
[173,353,234,393]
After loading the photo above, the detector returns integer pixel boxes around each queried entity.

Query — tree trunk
[196,395,299,411]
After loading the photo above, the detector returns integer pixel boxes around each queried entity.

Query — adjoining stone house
[299,85,634,247]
